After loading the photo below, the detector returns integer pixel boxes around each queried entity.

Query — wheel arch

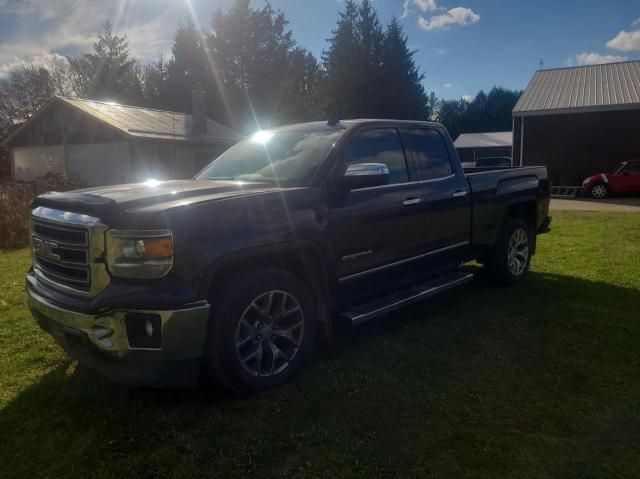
[200,240,330,309]
[502,199,538,254]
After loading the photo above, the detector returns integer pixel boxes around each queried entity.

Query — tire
[204,269,316,395]
[485,217,532,285]
[590,183,608,199]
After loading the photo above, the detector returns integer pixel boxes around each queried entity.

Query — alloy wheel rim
[592,185,607,198]
[235,290,304,377]
[508,228,529,276]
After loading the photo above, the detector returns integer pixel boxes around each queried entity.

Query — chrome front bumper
[27,287,211,387]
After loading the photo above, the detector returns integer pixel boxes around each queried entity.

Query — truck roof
[268,119,443,132]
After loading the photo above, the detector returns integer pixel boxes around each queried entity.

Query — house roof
[454,131,512,149]
[513,60,640,117]
[2,96,242,147]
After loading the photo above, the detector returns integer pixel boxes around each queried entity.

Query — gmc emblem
[33,237,60,261]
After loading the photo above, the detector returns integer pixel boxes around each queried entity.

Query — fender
[198,238,332,304]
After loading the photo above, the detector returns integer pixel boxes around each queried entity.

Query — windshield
[196,128,342,187]
[614,163,627,174]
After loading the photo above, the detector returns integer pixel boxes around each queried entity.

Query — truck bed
[464,165,551,250]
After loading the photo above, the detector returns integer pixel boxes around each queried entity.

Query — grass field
[1,211,640,478]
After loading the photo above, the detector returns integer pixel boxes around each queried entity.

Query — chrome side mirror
[343,163,389,190]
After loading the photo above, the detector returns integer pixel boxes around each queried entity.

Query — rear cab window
[400,128,454,180]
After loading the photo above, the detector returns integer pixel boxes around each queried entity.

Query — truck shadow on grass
[2,270,640,478]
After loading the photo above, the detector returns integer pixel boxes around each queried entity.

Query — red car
[582,160,640,199]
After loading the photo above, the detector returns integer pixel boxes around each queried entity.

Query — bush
[0,173,85,249]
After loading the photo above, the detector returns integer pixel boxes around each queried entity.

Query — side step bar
[342,271,474,326]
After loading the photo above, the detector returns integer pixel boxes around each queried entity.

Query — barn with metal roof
[512,60,640,184]
[2,92,241,186]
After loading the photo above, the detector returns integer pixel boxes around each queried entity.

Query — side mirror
[342,163,389,190]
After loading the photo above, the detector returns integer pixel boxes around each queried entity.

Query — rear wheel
[590,183,608,199]
[204,269,316,395]
[485,217,532,285]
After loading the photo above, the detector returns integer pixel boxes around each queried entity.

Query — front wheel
[590,183,608,199]
[485,217,532,285]
[204,269,316,395]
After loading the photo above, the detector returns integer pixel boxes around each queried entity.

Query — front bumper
[27,286,210,388]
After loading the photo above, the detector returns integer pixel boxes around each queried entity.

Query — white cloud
[402,0,439,19]
[418,7,480,31]
[606,29,640,52]
[632,17,640,27]
[0,0,187,77]
[462,94,472,102]
[436,48,449,55]
[443,82,453,88]
[570,52,629,66]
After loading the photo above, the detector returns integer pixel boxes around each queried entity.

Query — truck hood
[32,179,284,217]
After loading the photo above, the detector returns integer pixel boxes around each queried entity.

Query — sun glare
[251,130,274,144]
[143,179,161,187]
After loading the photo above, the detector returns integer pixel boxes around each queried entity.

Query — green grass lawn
[1,211,640,478]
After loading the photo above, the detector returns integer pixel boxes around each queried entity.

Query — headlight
[106,230,173,278]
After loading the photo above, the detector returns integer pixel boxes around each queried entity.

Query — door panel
[328,128,430,280]
[330,183,428,279]
[400,128,471,252]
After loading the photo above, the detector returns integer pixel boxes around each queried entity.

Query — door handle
[452,190,468,198]
[403,198,422,206]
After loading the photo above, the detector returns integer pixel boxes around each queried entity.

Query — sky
[0,0,639,100]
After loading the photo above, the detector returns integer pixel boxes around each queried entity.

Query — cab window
[401,128,454,180]
[343,129,409,185]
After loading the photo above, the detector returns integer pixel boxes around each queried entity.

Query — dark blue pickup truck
[26,119,551,394]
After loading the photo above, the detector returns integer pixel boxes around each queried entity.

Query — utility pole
[538,58,544,70]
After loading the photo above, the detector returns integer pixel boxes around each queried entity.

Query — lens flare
[251,130,274,144]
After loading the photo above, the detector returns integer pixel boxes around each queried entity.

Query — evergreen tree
[82,22,144,104]
[166,20,209,113]
[209,0,318,130]
[320,0,360,118]
[436,87,521,140]
[321,1,432,120]
[379,17,430,120]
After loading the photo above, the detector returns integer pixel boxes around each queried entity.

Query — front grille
[31,217,91,293]
[30,207,110,297]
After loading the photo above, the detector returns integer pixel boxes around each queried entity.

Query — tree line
[0,0,520,140]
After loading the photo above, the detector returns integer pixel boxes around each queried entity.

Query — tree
[208,0,318,130]
[142,54,169,109]
[0,64,58,140]
[320,0,370,118]
[437,97,468,140]
[436,87,521,139]
[320,2,433,121]
[165,20,210,114]
[379,17,430,120]
[75,22,144,104]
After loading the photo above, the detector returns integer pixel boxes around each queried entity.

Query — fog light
[125,313,162,349]
[145,319,154,337]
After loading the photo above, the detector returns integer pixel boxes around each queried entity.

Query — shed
[453,131,512,163]
[2,93,242,186]
[513,60,640,185]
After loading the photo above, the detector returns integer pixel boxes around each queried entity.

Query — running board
[342,271,474,326]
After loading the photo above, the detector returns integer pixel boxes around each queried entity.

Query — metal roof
[454,131,512,149]
[513,60,640,116]
[60,97,242,143]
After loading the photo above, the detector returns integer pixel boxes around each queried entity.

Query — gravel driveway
[551,197,640,213]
